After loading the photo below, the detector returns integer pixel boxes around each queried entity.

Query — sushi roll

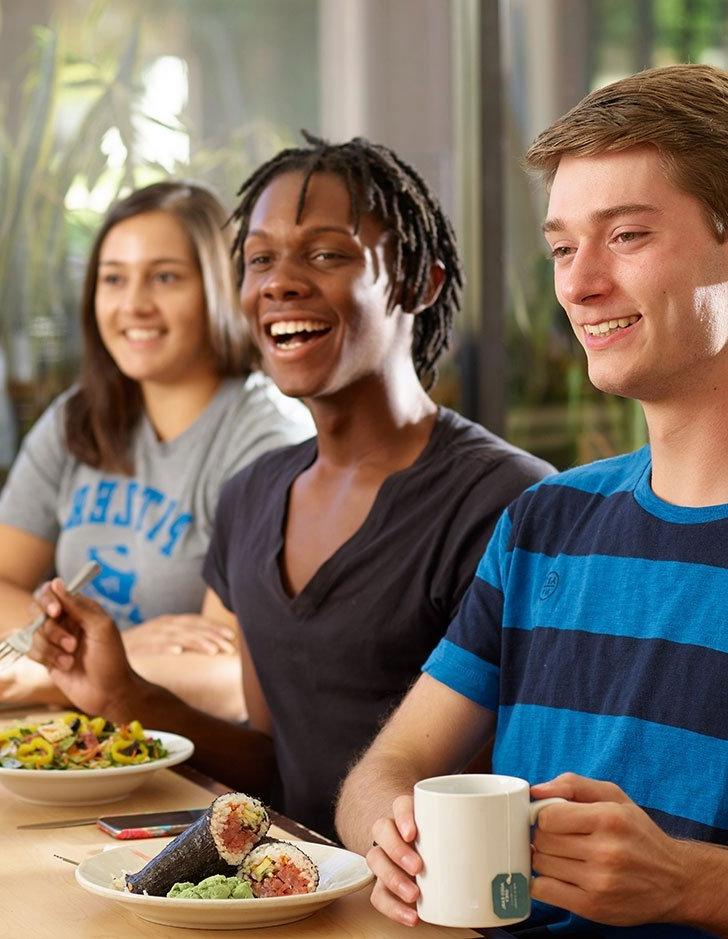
[126,792,270,896]
[238,840,319,898]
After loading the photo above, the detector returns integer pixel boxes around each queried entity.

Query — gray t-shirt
[0,374,314,628]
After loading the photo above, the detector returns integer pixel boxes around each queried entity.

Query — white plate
[0,731,193,805]
[76,837,374,929]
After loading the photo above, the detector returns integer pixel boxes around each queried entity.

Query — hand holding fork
[0,560,100,673]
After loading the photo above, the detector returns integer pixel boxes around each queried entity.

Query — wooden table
[1,710,511,938]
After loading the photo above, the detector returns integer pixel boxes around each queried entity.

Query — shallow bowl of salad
[0,713,194,805]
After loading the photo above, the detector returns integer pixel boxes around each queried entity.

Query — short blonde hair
[524,63,728,242]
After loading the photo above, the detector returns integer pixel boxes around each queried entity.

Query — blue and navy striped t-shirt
[423,446,727,938]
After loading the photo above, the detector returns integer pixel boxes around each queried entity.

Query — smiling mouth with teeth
[584,314,640,337]
[268,319,332,350]
[124,327,164,341]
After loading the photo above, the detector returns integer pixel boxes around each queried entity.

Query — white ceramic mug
[414,773,565,928]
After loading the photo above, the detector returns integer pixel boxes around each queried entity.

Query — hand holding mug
[367,774,566,929]
[368,794,423,927]
[530,773,687,927]
[369,772,718,932]
[414,774,565,928]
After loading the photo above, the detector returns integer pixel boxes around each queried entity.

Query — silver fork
[0,560,101,673]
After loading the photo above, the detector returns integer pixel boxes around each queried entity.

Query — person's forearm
[673,839,728,936]
[129,652,246,722]
[124,675,275,797]
[0,657,70,706]
[336,749,421,856]
[0,580,36,634]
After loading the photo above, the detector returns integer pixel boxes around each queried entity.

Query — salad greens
[0,712,167,770]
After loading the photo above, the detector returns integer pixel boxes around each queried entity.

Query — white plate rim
[75,837,373,909]
[0,729,194,778]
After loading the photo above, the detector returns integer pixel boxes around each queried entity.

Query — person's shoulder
[510,446,650,517]
[227,372,313,428]
[538,446,649,496]
[42,385,78,417]
[23,385,79,445]
[435,407,555,483]
[218,433,316,502]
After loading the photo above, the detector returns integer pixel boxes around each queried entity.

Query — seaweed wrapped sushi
[238,840,319,897]
[126,792,270,896]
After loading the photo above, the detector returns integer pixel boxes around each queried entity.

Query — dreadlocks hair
[230,131,463,391]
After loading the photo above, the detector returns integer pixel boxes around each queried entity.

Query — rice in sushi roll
[126,792,269,896]
[238,840,319,898]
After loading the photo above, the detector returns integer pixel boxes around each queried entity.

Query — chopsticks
[53,854,79,866]
[17,817,99,830]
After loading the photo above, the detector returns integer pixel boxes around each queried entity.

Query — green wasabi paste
[167,874,253,899]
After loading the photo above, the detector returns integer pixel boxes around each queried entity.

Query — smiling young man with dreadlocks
[26,134,552,839]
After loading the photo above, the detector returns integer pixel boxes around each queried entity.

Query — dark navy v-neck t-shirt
[203,407,553,838]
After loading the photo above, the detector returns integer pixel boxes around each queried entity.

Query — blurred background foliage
[0,0,313,467]
[1,0,728,479]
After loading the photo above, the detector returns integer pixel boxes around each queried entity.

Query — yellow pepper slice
[16,736,54,767]
[0,727,24,745]
[89,716,106,736]
[127,720,145,741]
[110,739,149,765]
[62,712,89,732]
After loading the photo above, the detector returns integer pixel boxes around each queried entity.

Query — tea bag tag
[491,872,529,918]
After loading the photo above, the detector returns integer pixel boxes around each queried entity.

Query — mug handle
[529,797,567,826]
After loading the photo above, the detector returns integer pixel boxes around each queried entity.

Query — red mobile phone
[97,808,206,839]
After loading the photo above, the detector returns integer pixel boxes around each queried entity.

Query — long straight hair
[65,181,254,473]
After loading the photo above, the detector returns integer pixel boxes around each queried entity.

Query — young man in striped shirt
[337,64,728,938]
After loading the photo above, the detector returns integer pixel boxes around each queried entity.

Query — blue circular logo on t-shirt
[539,570,559,600]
